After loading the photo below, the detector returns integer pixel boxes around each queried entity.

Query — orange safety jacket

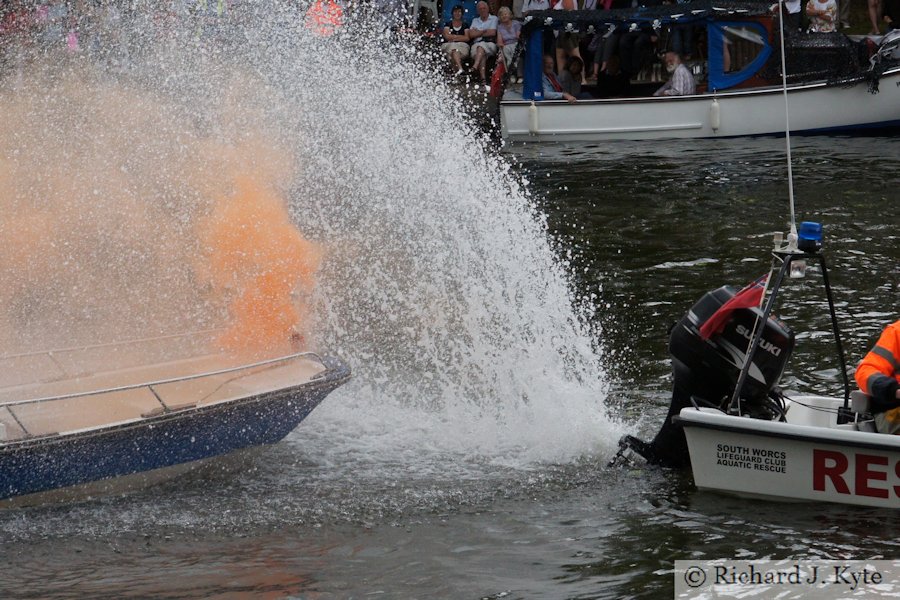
[855,319,900,424]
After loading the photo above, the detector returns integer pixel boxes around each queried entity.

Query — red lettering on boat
[812,449,850,494]
[895,461,900,498]
[855,454,889,498]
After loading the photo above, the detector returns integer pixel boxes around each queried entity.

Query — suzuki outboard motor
[621,285,795,468]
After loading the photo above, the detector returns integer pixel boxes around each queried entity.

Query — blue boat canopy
[520,0,779,98]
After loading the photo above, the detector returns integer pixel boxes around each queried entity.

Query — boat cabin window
[722,25,766,73]
[707,21,772,91]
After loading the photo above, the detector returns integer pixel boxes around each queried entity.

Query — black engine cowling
[622,285,795,468]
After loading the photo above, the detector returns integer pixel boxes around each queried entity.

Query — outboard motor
[865,30,900,91]
[874,29,900,62]
[620,285,795,468]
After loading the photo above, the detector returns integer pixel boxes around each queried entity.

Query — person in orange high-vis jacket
[855,319,900,434]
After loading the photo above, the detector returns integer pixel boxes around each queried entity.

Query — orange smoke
[0,65,321,362]
[198,173,321,356]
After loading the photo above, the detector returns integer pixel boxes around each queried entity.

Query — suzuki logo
[735,324,782,357]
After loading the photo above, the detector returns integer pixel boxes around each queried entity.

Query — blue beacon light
[797,221,822,253]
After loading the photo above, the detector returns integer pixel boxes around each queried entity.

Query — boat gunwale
[0,350,329,409]
[0,356,351,452]
[675,405,900,453]
[499,65,900,107]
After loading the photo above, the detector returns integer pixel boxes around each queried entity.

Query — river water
[4,135,900,599]
[3,5,900,598]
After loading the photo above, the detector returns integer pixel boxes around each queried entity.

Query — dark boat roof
[521,0,776,32]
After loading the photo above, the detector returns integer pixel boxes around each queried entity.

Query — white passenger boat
[0,331,350,506]
[615,226,899,509]
[500,1,900,141]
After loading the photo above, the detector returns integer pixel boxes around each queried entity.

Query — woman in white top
[806,0,837,32]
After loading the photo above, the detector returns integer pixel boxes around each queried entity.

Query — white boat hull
[500,68,900,141]
[679,398,900,508]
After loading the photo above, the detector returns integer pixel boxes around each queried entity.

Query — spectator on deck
[589,24,619,79]
[496,6,522,81]
[541,53,577,101]
[552,0,585,78]
[558,55,592,98]
[781,0,803,31]
[593,54,629,96]
[806,0,837,32]
[869,0,883,34]
[838,0,851,28]
[441,4,470,76]
[653,51,695,96]
[468,0,498,86]
[618,25,657,79]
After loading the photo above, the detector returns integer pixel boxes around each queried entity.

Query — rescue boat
[0,331,350,506]
[614,226,900,509]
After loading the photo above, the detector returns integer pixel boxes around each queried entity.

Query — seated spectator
[806,0,837,32]
[496,6,522,81]
[558,55,592,98]
[653,51,695,96]
[594,54,630,97]
[468,0,499,86]
[441,5,470,76]
[541,54,578,102]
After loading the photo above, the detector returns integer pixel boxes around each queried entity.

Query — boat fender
[528,100,539,135]
[710,98,721,132]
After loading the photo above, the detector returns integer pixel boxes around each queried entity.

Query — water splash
[0,2,621,475]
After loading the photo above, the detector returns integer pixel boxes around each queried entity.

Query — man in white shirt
[653,52,696,97]
[468,0,499,86]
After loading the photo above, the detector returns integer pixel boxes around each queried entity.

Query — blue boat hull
[0,356,350,502]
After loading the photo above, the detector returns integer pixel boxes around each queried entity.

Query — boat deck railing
[0,332,329,443]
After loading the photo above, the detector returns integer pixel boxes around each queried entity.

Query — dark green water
[3,135,900,599]
[523,136,900,402]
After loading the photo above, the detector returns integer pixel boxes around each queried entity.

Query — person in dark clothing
[618,26,656,77]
